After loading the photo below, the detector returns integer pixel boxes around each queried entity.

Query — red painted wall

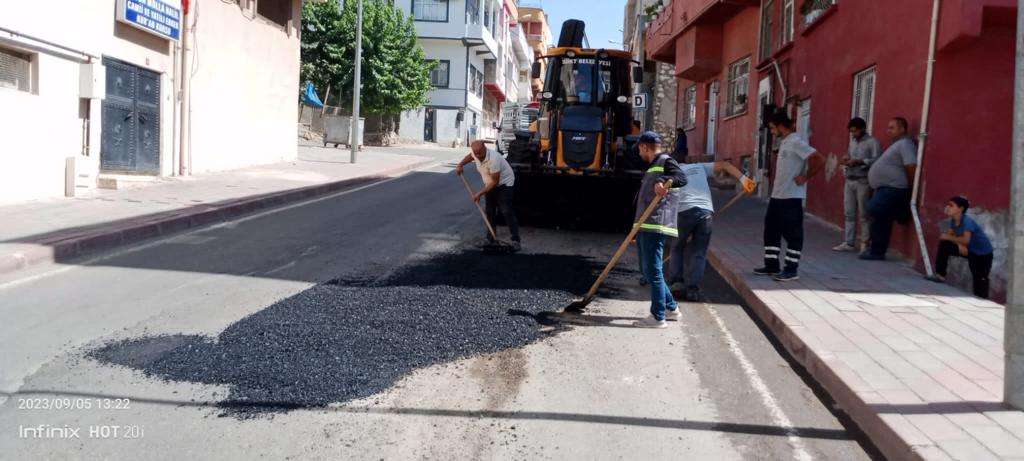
[674,8,761,165]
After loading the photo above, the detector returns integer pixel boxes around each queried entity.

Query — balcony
[510,26,531,64]
[937,0,1017,51]
[645,0,759,80]
[465,22,499,59]
[484,60,507,103]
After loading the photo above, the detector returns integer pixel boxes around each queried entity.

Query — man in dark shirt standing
[833,118,881,252]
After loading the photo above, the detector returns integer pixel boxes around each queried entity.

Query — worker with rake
[456,140,522,252]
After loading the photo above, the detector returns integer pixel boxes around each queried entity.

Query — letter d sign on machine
[632,93,649,110]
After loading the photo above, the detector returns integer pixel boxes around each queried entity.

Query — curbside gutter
[0,159,440,277]
[707,248,925,461]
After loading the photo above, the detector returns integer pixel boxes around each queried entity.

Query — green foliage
[301,0,434,114]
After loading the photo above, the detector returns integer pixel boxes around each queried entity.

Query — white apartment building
[397,0,530,147]
[0,0,316,203]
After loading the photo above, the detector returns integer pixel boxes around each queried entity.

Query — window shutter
[863,72,875,130]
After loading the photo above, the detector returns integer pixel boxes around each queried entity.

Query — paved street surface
[1,160,877,460]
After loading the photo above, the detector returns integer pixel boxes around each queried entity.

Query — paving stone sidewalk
[706,191,1023,461]
[0,143,461,277]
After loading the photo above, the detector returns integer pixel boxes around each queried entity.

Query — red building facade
[647,0,1018,300]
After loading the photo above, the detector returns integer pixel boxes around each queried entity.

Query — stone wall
[651,62,678,151]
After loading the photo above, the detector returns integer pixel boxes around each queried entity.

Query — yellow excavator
[506,20,646,230]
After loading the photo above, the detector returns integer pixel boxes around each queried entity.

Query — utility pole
[350,0,364,164]
[1006,0,1024,410]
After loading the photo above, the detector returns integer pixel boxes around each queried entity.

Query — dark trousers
[485,185,520,242]
[935,240,993,299]
[763,198,805,272]
[867,186,911,257]
[669,208,713,288]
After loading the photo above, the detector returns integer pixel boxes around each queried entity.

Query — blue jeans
[638,232,678,321]
[669,208,713,289]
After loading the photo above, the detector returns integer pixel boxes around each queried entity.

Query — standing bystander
[861,117,918,261]
[833,118,881,252]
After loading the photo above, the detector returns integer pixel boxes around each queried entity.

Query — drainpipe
[909,0,941,277]
[178,3,193,176]
[1006,0,1024,411]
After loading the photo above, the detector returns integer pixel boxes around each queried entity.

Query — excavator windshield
[544,53,626,107]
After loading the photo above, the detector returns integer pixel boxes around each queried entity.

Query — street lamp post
[1007,0,1024,410]
[350,0,363,164]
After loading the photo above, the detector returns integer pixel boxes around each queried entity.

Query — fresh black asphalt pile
[90,249,617,418]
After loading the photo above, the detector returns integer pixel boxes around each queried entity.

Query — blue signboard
[117,0,182,41]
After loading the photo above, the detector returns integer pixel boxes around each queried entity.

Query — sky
[519,0,627,51]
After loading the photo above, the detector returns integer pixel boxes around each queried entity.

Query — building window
[759,0,773,61]
[475,67,484,97]
[726,57,750,117]
[428,60,450,88]
[257,0,292,28]
[781,0,794,45]
[413,0,448,22]
[0,47,32,93]
[801,0,836,26]
[483,0,492,29]
[852,66,876,133]
[681,85,697,130]
[467,0,479,24]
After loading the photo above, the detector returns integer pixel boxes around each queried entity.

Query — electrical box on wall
[79,62,106,100]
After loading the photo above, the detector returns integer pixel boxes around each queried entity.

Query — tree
[301,0,434,141]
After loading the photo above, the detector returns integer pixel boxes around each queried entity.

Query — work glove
[740,175,757,194]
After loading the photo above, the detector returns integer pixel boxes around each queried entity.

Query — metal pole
[909,0,940,277]
[1006,0,1024,410]
[350,0,363,163]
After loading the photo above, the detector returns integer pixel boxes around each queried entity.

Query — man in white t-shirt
[456,140,521,248]
[753,111,824,282]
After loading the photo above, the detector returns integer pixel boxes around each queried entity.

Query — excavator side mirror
[531,62,542,79]
[632,67,644,84]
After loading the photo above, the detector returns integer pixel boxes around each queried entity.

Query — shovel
[459,173,517,254]
[566,180,673,312]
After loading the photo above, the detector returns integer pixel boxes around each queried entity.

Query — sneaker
[858,253,885,261]
[753,267,781,276]
[638,276,648,286]
[773,271,800,282]
[832,243,856,252]
[633,315,668,329]
[664,308,682,321]
[683,288,705,303]
[669,281,686,293]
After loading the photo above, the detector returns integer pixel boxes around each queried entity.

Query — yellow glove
[740,175,757,194]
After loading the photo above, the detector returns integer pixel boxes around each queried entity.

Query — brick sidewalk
[0,144,459,276]
[707,191,1023,461]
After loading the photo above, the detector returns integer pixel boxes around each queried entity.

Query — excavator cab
[507,20,646,230]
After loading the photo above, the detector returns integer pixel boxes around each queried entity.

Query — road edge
[707,248,924,461]
[0,158,441,277]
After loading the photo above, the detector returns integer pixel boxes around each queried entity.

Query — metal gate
[424,107,435,142]
[101,58,160,173]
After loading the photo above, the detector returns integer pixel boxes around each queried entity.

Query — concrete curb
[0,158,439,277]
[707,248,924,461]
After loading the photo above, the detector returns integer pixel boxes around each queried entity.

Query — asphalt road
[0,154,881,460]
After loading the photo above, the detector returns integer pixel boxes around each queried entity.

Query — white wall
[398,0,467,38]
[186,0,301,173]
[0,0,303,202]
[422,39,467,108]
[0,0,176,203]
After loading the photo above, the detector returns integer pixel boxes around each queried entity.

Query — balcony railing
[801,0,837,26]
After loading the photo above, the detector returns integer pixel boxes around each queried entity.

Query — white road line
[703,302,815,461]
[0,171,417,292]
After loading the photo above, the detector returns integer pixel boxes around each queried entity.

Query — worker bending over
[456,140,522,251]
[633,132,687,329]
[669,161,757,302]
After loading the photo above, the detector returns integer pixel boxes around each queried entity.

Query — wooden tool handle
[460,173,498,241]
[583,179,673,300]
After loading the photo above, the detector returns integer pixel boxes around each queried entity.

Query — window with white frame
[413,0,448,22]
[475,67,484,97]
[0,47,32,93]
[726,57,751,117]
[759,0,773,61]
[466,0,479,24]
[682,85,697,130]
[781,0,795,45]
[852,66,876,133]
[428,60,450,88]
